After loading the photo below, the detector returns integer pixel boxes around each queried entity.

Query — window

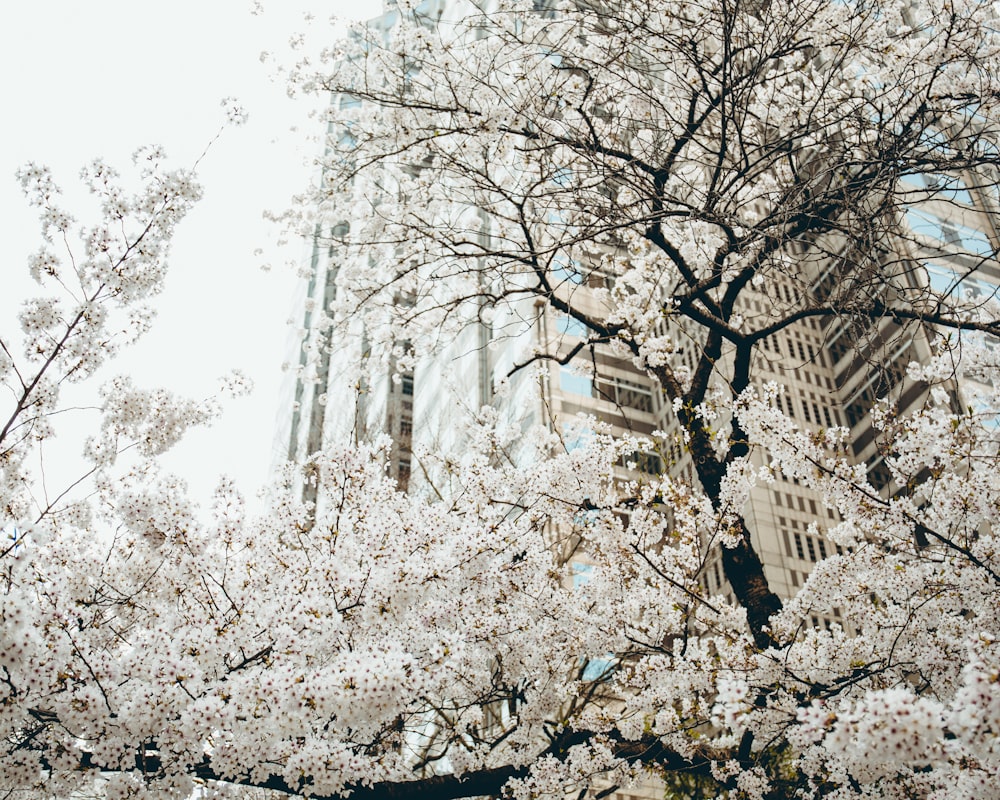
[917,128,952,156]
[906,209,993,256]
[397,0,439,27]
[581,656,614,681]
[571,562,593,589]
[557,313,588,337]
[900,172,973,205]
[868,459,892,490]
[563,424,594,452]
[827,318,866,366]
[559,366,592,397]
[617,450,663,474]
[594,375,654,413]
[951,222,993,256]
[925,263,964,296]
[845,399,868,429]
[533,0,557,18]
[552,255,585,285]
[907,208,958,244]
[552,166,573,187]
[401,374,414,396]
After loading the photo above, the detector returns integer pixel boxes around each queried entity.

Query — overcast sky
[1,1,381,512]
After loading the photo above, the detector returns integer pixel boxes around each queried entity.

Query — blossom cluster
[4,0,1000,798]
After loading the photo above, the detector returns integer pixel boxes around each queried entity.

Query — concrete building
[282,0,1000,606]
[278,2,999,793]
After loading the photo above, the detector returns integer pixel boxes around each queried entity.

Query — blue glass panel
[571,563,593,589]
[560,367,592,397]
[906,208,949,241]
[925,174,973,205]
[953,222,994,256]
[924,262,990,298]
[925,263,959,295]
[902,172,974,205]
[553,166,573,187]
[563,423,594,452]
[582,657,613,681]
[552,255,585,285]
[557,314,587,337]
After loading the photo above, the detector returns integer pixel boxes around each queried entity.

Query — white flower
[221,96,249,126]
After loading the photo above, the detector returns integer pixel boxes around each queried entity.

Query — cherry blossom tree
[294,0,1000,643]
[3,2,1000,800]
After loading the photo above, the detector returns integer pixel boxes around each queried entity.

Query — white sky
[0,1,381,513]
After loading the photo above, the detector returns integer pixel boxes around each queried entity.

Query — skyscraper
[275,2,1000,796]
[282,0,1000,612]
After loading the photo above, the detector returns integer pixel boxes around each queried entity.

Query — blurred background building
[274,4,999,798]
[279,0,1000,619]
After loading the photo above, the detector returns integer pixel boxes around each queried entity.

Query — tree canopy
[4,1,1000,799]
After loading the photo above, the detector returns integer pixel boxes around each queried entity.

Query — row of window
[794,531,827,562]
[706,559,724,593]
[742,295,822,333]
[842,348,908,429]
[563,424,663,474]
[764,280,807,306]
[595,375,655,414]
[775,491,820,517]
[615,450,663,474]
[760,330,820,363]
[824,315,874,369]
[779,520,834,564]
[772,388,839,430]
[559,366,656,414]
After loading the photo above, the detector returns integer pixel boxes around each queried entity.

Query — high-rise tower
[282,0,1000,608]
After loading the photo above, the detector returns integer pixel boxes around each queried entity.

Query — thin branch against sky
[0,1,380,509]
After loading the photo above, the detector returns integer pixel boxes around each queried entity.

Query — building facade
[282,0,1000,611]
[279,0,1000,793]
